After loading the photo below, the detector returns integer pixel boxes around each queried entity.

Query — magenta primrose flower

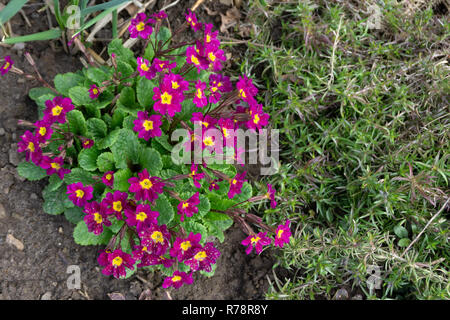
[152,84,183,118]
[99,249,136,279]
[83,201,111,235]
[228,171,247,199]
[177,192,200,222]
[266,184,277,208]
[184,242,221,272]
[152,10,167,20]
[101,171,114,188]
[203,23,220,48]
[236,75,258,105]
[128,13,154,39]
[33,119,53,143]
[186,45,209,73]
[209,74,232,104]
[162,270,193,289]
[247,103,270,131]
[17,130,42,165]
[133,244,174,268]
[1,56,13,75]
[169,232,202,262]
[163,73,189,93]
[152,58,176,73]
[40,156,70,179]
[67,182,93,207]
[125,203,159,232]
[128,169,165,203]
[89,84,100,99]
[190,112,217,130]
[208,179,221,191]
[242,232,272,255]
[205,46,226,72]
[82,138,94,149]
[189,164,205,188]
[139,224,170,256]
[133,111,162,140]
[193,80,208,108]
[102,190,129,220]
[185,9,202,32]
[43,96,74,124]
[137,57,156,80]
[274,220,292,248]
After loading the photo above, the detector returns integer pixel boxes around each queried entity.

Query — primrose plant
[3,9,292,288]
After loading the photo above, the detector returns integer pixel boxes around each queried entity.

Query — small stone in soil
[6,233,25,251]
[0,202,6,219]
[41,292,52,300]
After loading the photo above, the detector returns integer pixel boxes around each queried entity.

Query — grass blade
[81,0,130,16]
[1,28,62,44]
[0,0,29,25]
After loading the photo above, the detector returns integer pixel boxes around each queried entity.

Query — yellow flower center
[182,202,189,209]
[253,114,260,124]
[172,81,180,89]
[51,162,61,170]
[4,62,10,69]
[208,52,216,62]
[159,63,165,69]
[201,121,209,128]
[194,251,207,261]
[27,142,35,152]
[251,236,261,244]
[136,22,145,31]
[196,88,203,99]
[239,89,246,99]
[94,213,103,224]
[136,211,147,222]
[206,34,211,43]
[232,179,237,185]
[151,231,164,244]
[52,105,63,116]
[161,91,172,104]
[211,86,218,92]
[191,55,200,65]
[223,127,229,138]
[92,88,98,95]
[277,229,284,239]
[140,178,153,190]
[75,189,84,198]
[113,201,122,212]
[112,256,123,267]
[39,127,47,136]
[143,120,154,131]
[172,275,182,282]
[203,136,214,146]
[105,174,112,180]
[180,241,191,251]
[140,63,149,71]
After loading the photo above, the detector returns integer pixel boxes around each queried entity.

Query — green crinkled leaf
[66,110,87,136]
[68,86,92,106]
[394,225,409,239]
[182,221,208,244]
[86,67,112,85]
[154,194,174,226]
[17,161,47,181]
[123,114,137,130]
[113,168,132,192]
[97,152,115,172]
[107,216,125,234]
[64,168,95,185]
[78,146,100,171]
[73,221,113,246]
[398,238,411,247]
[117,60,134,79]
[118,86,136,108]
[47,173,64,192]
[54,72,84,96]
[96,128,120,150]
[139,147,162,176]
[108,38,136,66]
[153,132,173,152]
[136,77,157,108]
[86,118,107,140]
[29,87,56,102]
[198,195,211,217]
[207,193,235,211]
[110,128,140,169]
[231,182,253,203]
[42,184,68,215]
[111,108,126,129]
[64,206,85,224]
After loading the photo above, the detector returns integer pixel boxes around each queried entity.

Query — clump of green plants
[242,0,449,299]
[2,9,291,287]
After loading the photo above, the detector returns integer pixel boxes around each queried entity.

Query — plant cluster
[3,9,291,288]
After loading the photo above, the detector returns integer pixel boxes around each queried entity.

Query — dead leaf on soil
[219,0,233,6]
[6,233,24,251]
[203,5,219,16]
[108,292,126,300]
[138,289,152,300]
[220,7,241,33]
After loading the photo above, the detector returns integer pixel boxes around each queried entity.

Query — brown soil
[0,0,276,300]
